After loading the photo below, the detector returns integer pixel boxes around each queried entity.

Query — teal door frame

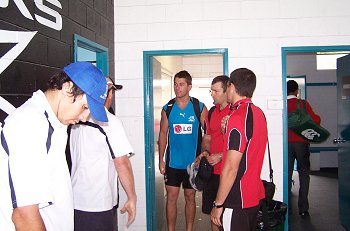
[143,48,228,231]
[74,34,109,75]
[282,45,350,229]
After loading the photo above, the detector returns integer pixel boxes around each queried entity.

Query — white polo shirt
[70,109,133,212]
[0,90,74,231]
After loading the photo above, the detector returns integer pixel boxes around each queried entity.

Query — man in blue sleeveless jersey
[158,70,208,231]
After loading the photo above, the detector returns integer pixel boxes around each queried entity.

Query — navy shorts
[74,206,118,231]
[164,166,193,189]
[202,174,220,214]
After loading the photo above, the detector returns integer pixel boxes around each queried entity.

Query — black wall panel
[0,0,115,122]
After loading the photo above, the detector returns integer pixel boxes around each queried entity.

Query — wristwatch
[213,201,224,208]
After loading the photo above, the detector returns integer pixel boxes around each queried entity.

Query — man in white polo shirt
[69,77,137,231]
[0,62,108,231]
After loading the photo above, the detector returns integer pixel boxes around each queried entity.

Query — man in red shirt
[200,75,231,231]
[287,80,320,217]
[211,68,267,231]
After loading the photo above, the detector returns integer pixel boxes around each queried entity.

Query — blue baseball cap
[63,62,108,122]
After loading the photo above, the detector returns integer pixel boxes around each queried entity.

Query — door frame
[281,45,350,228]
[143,48,228,231]
[74,34,109,75]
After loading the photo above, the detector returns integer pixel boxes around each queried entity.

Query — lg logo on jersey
[0,0,62,31]
[173,124,193,134]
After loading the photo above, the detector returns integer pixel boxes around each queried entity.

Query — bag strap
[191,97,201,122]
[78,121,115,159]
[263,117,272,231]
[208,105,216,123]
[267,139,274,183]
[165,97,202,123]
[165,98,176,118]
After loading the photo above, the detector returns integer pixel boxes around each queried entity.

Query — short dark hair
[47,71,84,102]
[212,75,229,92]
[228,68,256,98]
[287,80,298,94]
[174,70,192,85]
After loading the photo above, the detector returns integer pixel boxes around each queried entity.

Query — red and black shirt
[223,98,267,209]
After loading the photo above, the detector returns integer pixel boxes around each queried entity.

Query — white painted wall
[113,0,350,230]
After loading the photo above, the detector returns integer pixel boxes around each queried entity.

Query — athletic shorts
[74,206,118,231]
[202,174,220,214]
[164,166,192,189]
[222,205,259,231]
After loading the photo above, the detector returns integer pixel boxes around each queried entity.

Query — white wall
[114,0,350,230]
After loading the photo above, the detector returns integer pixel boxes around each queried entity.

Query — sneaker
[299,211,309,217]
[187,162,199,191]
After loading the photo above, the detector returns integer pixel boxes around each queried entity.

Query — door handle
[333,137,347,144]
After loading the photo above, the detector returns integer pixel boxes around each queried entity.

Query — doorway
[74,34,109,75]
[282,46,350,230]
[143,48,228,231]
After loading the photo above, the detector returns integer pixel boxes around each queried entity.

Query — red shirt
[205,104,231,175]
[223,98,267,209]
[287,96,321,143]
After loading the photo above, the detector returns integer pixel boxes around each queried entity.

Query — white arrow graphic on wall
[0,30,37,115]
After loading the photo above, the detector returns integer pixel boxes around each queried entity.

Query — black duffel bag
[257,200,287,231]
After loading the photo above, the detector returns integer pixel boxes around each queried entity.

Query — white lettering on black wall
[0,0,62,31]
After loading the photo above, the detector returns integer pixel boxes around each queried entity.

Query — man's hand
[211,207,223,227]
[194,151,209,167]
[207,153,222,166]
[159,160,166,175]
[220,115,230,134]
[120,198,137,227]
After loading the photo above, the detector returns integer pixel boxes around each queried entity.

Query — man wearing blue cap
[0,62,108,231]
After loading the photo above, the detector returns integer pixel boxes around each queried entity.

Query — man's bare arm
[12,204,46,231]
[114,155,137,227]
[158,110,169,175]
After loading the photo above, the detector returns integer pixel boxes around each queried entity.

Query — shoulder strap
[191,97,201,122]
[262,113,273,182]
[296,99,306,110]
[208,106,216,123]
[165,97,202,123]
[78,121,115,159]
[165,98,176,118]
[301,99,306,109]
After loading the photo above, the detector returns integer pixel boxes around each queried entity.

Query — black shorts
[202,174,220,214]
[164,166,192,189]
[222,205,259,231]
[74,207,118,231]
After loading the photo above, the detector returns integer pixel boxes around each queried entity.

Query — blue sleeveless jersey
[163,98,203,169]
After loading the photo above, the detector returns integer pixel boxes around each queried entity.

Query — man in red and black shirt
[211,68,267,231]
[287,80,320,217]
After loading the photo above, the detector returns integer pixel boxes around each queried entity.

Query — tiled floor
[156,168,345,231]
[288,169,345,231]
